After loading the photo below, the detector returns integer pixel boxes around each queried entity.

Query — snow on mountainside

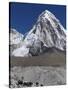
[10,29,24,45]
[11,10,66,57]
[10,28,24,55]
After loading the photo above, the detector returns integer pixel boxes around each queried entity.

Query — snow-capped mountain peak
[10,28,24,55]
[11,10,66,57]
[38,10,66,33]
[25,10,66,50]
[10,28,24,45]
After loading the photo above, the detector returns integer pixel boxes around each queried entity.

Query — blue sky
[10,2,66,34]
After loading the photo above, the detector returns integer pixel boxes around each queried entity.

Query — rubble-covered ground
[9,66,66,88]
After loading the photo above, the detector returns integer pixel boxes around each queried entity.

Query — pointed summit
[25,10,66,51]
[11,10,66,57]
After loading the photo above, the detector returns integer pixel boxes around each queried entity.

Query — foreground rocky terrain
[9,66,66,88]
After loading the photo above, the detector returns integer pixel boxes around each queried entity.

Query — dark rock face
[23,82,33,87]
[17,80,23,85]
[36,82,39,86]
[29,40,42,56]
[29,47,40,56]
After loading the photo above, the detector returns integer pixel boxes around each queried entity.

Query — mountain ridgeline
[10,10,66,57]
